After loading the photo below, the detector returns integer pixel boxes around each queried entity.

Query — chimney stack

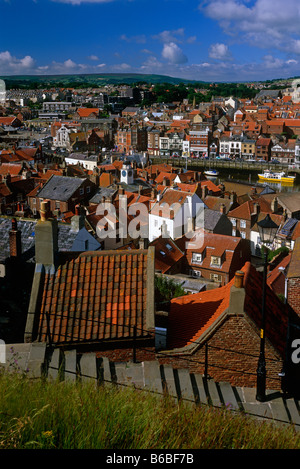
[220,203,226,215]
[71,204,85,232]
[9,218,22,258]
[228,269,246,315]
[35,201,58,267]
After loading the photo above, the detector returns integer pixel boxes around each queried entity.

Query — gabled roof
[36,175,86,201]
[76,107,99,118]
[150,236,184,274]
[36,249,154,344]
[150,188,193,218]
[167,261,289,355]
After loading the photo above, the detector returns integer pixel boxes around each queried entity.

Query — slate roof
[36,175,86,201]
[36,249,153,344]
[0,217,78,263]
[88,186,118,204]
[203,208,223,231]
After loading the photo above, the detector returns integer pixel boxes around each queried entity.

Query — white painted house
[148,188,204,242]
[65,152,99,171]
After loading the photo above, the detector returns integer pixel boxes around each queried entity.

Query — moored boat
[258,170,296,184]
[204,169,219,177]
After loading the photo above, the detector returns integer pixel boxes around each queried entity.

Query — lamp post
[256,214,279,402]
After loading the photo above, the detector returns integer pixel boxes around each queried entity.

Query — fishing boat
[258,170,296,184]
[204,169,219,177]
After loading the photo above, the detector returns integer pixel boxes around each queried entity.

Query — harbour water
[210,168,300,194]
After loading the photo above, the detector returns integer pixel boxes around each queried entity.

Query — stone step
[285,398,300,431]
[218,381,240,411]
[79,353,98,384]
[191,373,208,406]
[63,350,77,382]
[2,344,32,372]
[206,378,222,408]
[27,343,47,378]
[47,348,62,381]
[142,360,163,394]
[176,368,195,404]
[3,346,300,430]
[124,363,144,389]
[161,365,178,401]
[99,356,112,385]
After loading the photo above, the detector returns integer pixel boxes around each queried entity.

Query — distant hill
[0,73,203,89]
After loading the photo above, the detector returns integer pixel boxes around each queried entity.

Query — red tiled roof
[155,172,177,184]
[228,198,273,221]
[0,163,23,176]
[150,188,191,218]
[76,107,99,118]
[150,236,184,274]
[0,116,17,125]
[200,180,221,195]
[37,249,152,344]
[168,261,289,355]
[267,254,291,289]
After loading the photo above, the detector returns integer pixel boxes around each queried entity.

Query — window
[241,231,246,239]
[86,186,91,193]
[232,229,236,236]
[211,256,221,266]
[240,220,246,229]
[210,273,222,283]
[192,252,202,264]
[80,188,84,195]
[193,270,202,278]
[231,218,236,226]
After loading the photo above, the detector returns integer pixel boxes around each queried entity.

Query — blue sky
[1,0,300,81]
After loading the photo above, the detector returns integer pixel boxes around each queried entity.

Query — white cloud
[120,34,146,44]
[88,55,100,61]
[162,42,188,64]
[111,63,132,71]
[153,28,185,44]
[64,58,77,68]
[201,0,300,54]
[0,51,36,74]
[141,55,163,71]
[52,0,114,4]
[209,43,232,60]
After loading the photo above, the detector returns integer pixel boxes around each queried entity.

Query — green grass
[0,371,300,449]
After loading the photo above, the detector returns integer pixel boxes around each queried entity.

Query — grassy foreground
[0,371,299,450]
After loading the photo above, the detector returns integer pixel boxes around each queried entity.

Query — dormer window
[211,256,221,266]
[192,252,202,264]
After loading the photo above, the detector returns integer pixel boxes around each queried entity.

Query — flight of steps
[1,343,300,431]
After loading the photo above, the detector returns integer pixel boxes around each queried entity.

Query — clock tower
[120,160,134,185]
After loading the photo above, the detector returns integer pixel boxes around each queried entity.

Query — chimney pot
[234,270,244,289]
[40,201,50,221]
